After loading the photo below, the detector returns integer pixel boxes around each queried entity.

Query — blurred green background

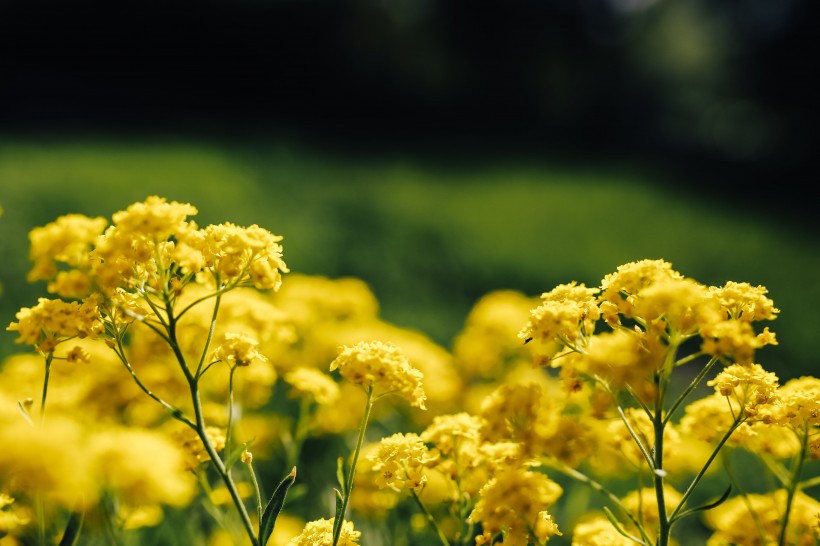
[0,135,816,381]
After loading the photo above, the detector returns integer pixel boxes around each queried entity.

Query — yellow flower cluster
[212,332,267,368]
[469,466,563,546]
[7,296,102,352]
[287,518,360,546]
[369,433,433,493]
[704,490,820,545]
[329,341,426,409]
[570,516,634,546]
[284,367,340,405]
[518,282,600,362]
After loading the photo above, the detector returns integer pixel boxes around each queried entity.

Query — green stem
[332,387,374,546]
[668,414,745,523]
[112,337,195,429]
[542,458,653,545]
[652,376,670,546]
[248,462,264,528]
[664,356,718,425]
[225,366,237,458]
[195,291,223,378]
[410,489,450,546]
[191,380,260,546]
[778,424,809,546]
[39,352,53,423]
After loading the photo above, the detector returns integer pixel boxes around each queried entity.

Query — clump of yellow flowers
[2,198,819,546]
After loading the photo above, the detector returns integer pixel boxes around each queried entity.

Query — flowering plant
[1,197,818,546]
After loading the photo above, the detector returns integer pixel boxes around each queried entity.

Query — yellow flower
[284,367,339,405]
[452,290,537,379]
[111,195,197,238]
[7,296,102,350]
[518,282,600,363]
[27,213,108,283]
[571,515,633,546]
[705,490,820,546]
[329,341,426,409]
[707,363,779,415]
[421,412,483,457]
[287,518,360,546]
[599,259,683,317]
[621,486,682,528]
[469,466,563,546]
[573,328,663,390]
[174,426,227,470]
[710,281,779,322]
[764,376,820,429]
[701,320,777,365]
[212,333,267,368]
[89,428,195,507]
[187,222,288,290]
[369,433,433,493]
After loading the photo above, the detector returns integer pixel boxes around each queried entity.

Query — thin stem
[593,376,655,470]
[195,291,223,378]
[332,387,374,546]
[664,356,718,425]
[39,352,54,423]
[225,366,237,458]
[248,462,264,529]
[668,414,745,523]
[652,374,670,546]
[410,489,451,546]
[542,458,653,546]
[112,339,195,428]
[191,380,260,546]
[778,424,809,546]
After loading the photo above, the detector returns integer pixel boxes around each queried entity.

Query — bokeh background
[1,0,818,376]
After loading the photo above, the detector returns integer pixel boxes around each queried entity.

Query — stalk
[332,388,374,546]
[778,424,809,546]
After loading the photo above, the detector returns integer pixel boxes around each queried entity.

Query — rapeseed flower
[329,341,426,409]
[287,517,360,546]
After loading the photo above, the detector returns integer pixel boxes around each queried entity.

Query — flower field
[1,141,819,546]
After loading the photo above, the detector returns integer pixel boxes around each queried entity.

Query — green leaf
[259,467,297,546]
[336,456,346,496]
[58,512,84,546]
[670,484,732,524]
[16,401,33,425]
[332,488,344,539]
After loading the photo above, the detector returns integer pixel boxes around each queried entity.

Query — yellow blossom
[287,518,360,546]
[284,368,340,405]
[186,222,288,290]
[175,426,227,470]
[369,433,433,493]
[452,290,537,379]
[701,320,777,365]
[599,259,683,318]
[710,281,779,322]
[707,363,779,414]
[329,341,426,409]
[89,428,195,507]
[7,296,102,350]
[571,515,633,546]
[212,333,267,368]
[27,213,108,283]
[705,490,820,546]
[469,466,563,546]
[764,376,820,429]
[518,282,600,363]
